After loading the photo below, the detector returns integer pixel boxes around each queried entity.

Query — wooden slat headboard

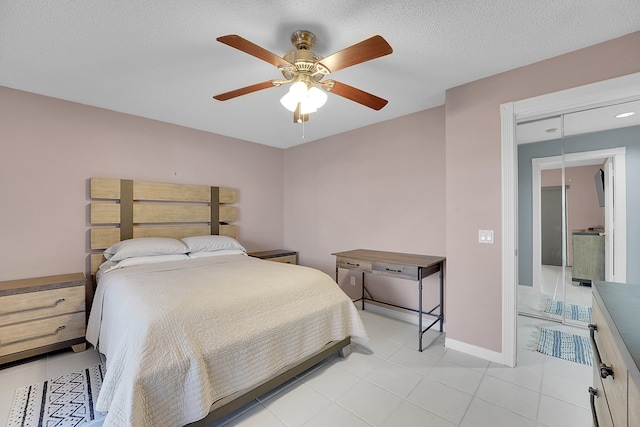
[89,178,237,275]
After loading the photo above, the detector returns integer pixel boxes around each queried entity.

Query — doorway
[499,72,640,367]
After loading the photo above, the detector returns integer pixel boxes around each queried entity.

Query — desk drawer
[0,286,85,327]
[337,257,372,271]
[373,261,419,280]
[0,312,85,357]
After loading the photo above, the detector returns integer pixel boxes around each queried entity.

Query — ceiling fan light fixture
[280,81,327,115]
[214,31,392,124]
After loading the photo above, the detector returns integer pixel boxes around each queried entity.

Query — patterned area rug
[543,299,592,323]
[532,327,593,366]
[8,364,106,427]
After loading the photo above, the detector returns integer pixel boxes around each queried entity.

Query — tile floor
[0,308,592,427]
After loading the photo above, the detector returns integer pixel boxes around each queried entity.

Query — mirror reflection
[516,101,640,336]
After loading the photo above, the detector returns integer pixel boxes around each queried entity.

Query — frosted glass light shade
[307,87,327,109]
[280,82,327,115]
[299,100,317,115]
[280,91,298,112]
[289,81,307,98]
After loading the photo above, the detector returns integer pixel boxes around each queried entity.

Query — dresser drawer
[0,312,85,357]
[0,286,85,326]
[629,374,639,427]
[372,261,419,280]
[592,296,628,427]
[592,372,615,427]
[337,257,372,271]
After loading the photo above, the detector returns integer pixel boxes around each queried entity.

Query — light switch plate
[479,229,494,244]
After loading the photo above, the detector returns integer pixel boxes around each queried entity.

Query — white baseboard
[362,302,508,365]
[445,337,506,365]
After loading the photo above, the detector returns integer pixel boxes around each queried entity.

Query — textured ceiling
[2,1,640,148]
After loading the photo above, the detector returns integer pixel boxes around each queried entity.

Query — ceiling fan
[213,30,393,123]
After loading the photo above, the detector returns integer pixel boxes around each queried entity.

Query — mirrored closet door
[517,100,639,327]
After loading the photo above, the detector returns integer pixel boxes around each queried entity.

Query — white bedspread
[86,255,367,427]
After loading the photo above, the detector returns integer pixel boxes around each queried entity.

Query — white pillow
[188,249,247,259]
[181,235,246,254]
[100,254,190,273]
[104,237,188,262]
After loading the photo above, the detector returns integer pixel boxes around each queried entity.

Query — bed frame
[88,177,351,426]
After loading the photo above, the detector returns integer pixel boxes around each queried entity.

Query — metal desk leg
[439,263,443,332]
[418,267,423,352]
[361,271,365,310]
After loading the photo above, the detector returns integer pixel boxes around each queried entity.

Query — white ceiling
[2,1,640,149]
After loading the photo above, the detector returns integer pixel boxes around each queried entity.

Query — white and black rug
[8,364,106,427]
[531,327,593,366]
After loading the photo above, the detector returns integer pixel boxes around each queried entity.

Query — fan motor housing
[281,50,325,82]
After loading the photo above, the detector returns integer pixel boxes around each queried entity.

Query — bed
[86,178,367,427]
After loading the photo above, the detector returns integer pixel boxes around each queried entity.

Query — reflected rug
[8,364,106,427]
[531,327,593,366]
[543,299,592,323]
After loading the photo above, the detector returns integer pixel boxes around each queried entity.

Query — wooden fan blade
[319,35,392,73]
[217,35,292,68]
[326,80,388,110]
[213,81,276,101]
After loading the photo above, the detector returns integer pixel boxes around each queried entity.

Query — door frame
[531,148,626,293]
[500,72,640,367]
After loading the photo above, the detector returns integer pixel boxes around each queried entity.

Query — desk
[332,249,445,351]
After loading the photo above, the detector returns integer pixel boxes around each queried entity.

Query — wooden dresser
[590,281,640,427]
[572,231,605,285]
[0,273,87,365]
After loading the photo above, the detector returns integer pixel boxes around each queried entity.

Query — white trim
[501,102,517,367]
[514,73,640,123]
[445,338,504,365]
[609,151,627,282]
[501,72,640,368]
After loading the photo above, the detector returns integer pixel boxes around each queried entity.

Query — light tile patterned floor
[0,310,592,426]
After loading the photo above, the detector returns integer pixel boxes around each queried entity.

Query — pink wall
[283,108,446,310]
[445,32,640,352]
[0,87,285,281]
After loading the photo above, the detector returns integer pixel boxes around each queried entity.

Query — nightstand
[248,250,298,265]
[0,273,87,365]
